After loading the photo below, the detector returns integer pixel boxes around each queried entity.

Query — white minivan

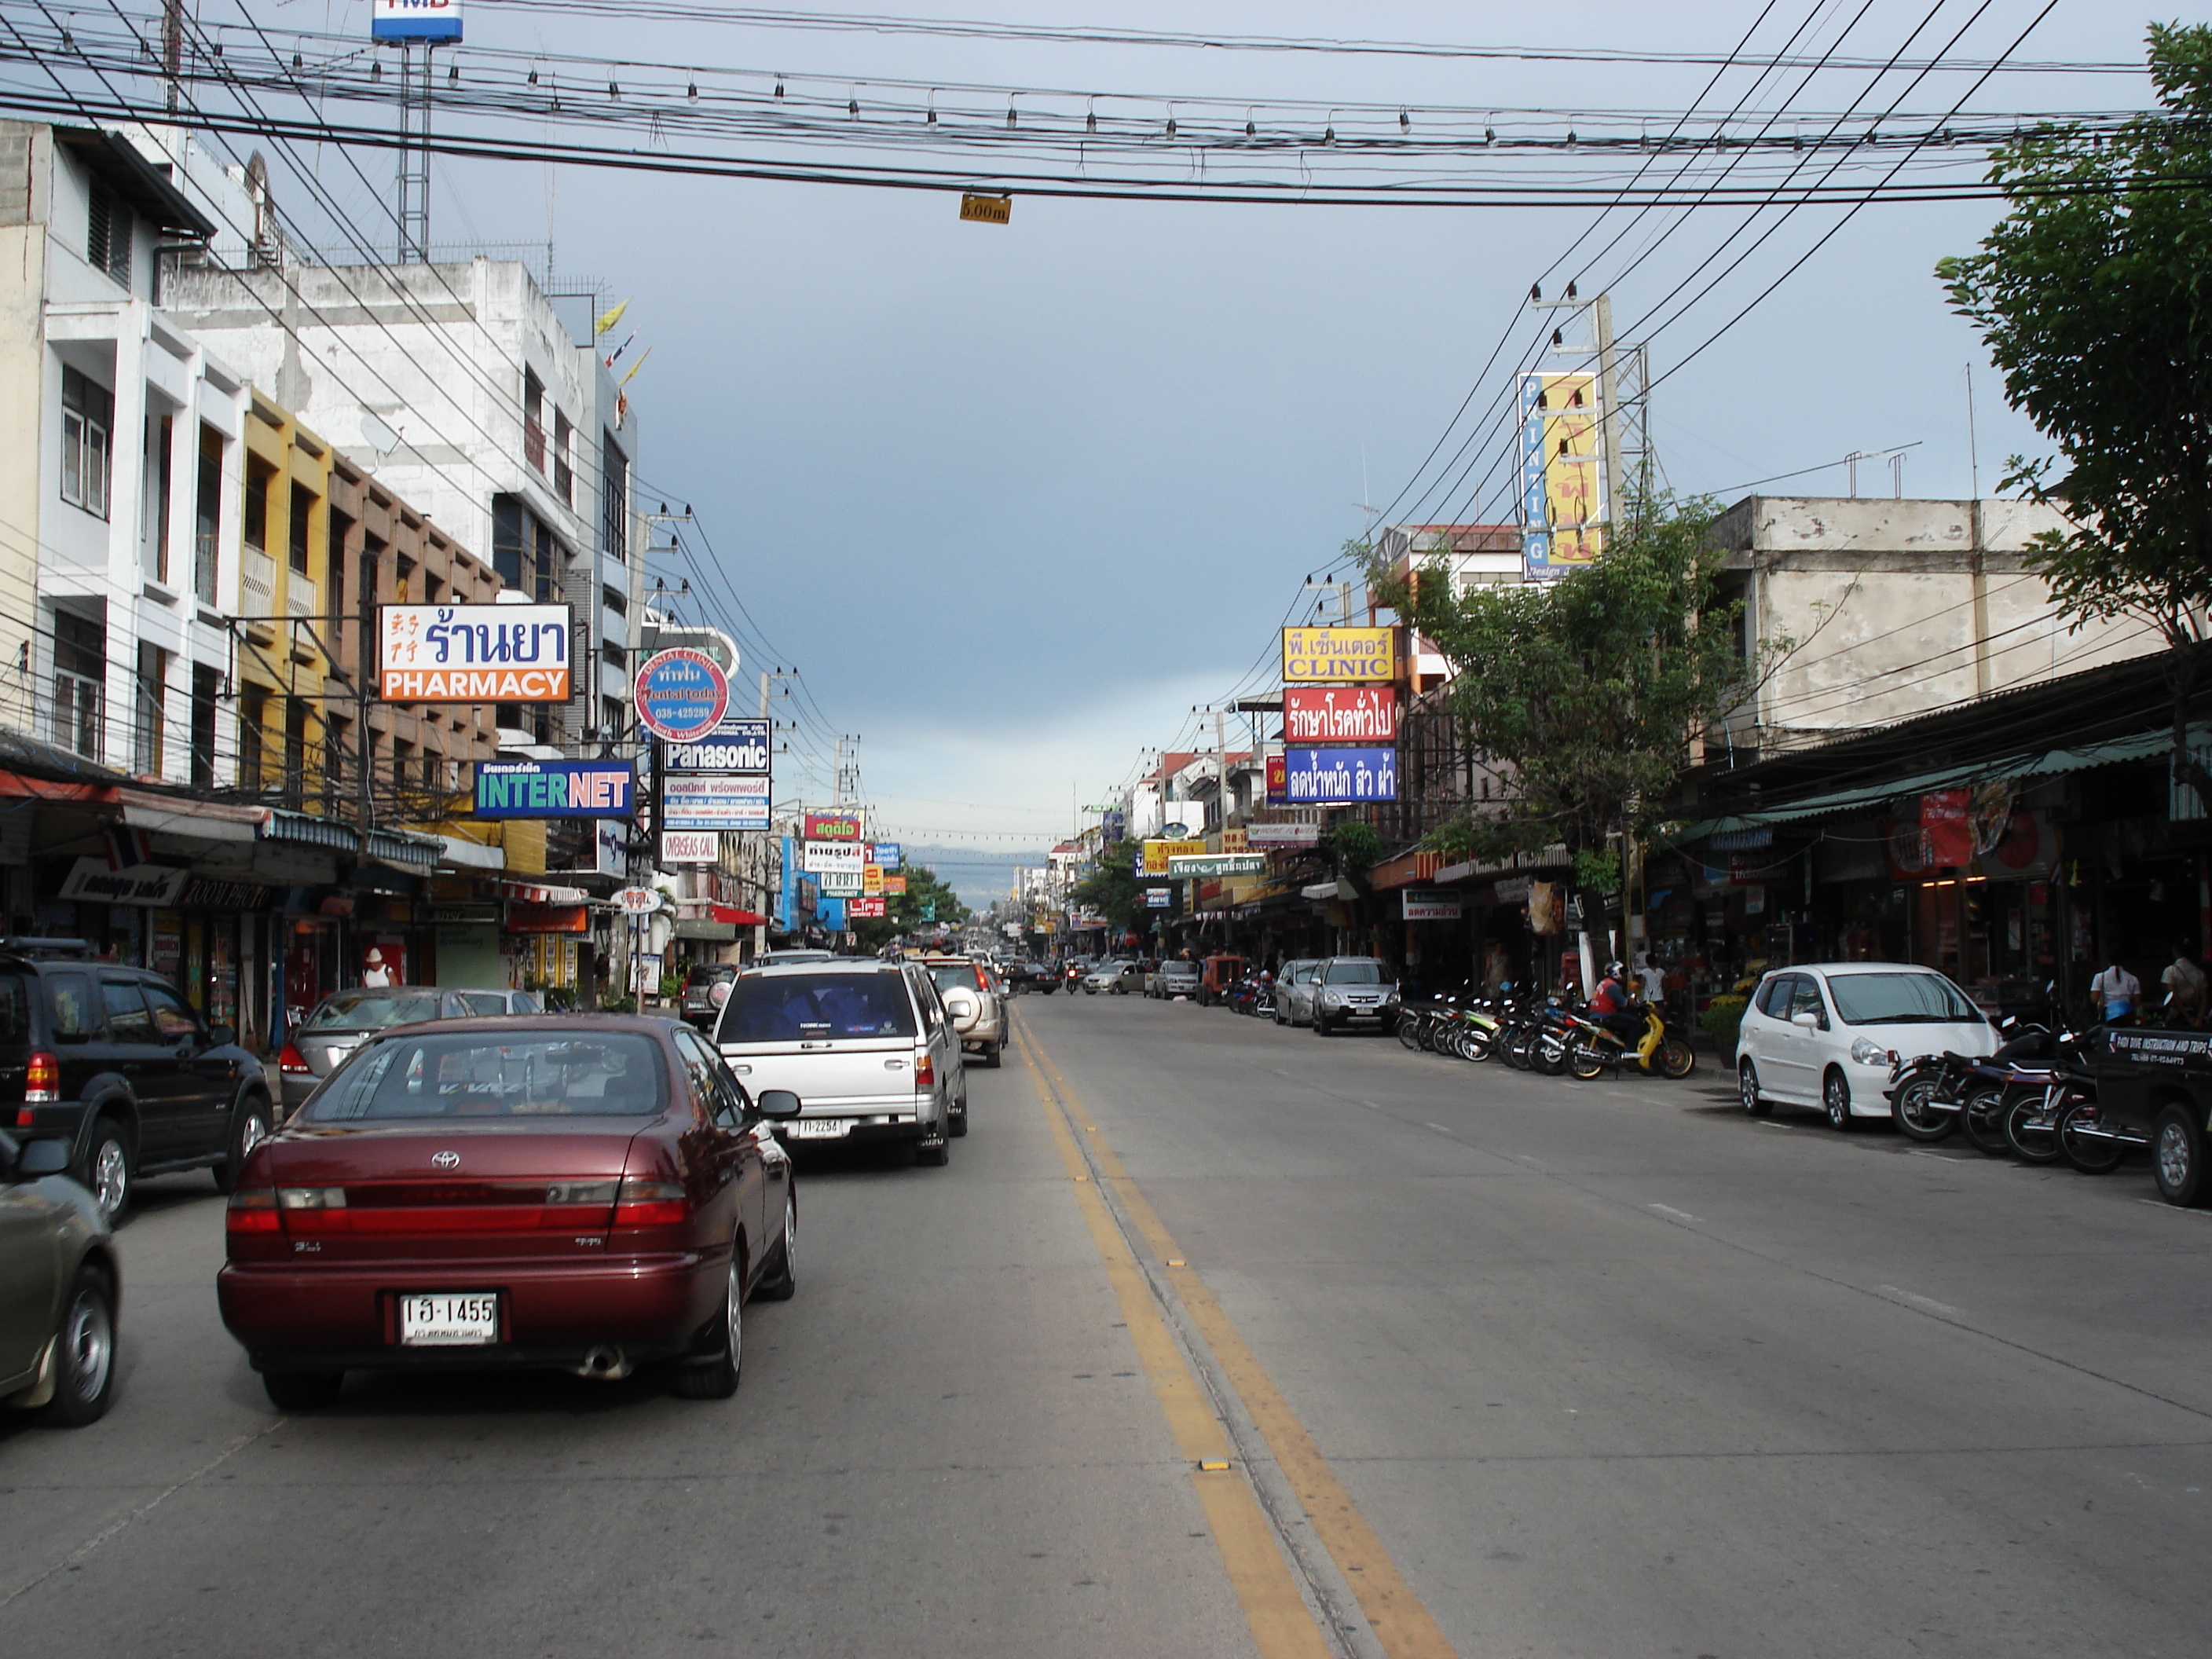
[713,961,965,1163]
[1737,962,1996,1129]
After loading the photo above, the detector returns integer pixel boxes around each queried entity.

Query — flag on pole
[594,298,631,337]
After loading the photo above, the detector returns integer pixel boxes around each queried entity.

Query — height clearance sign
[379,605,572,702]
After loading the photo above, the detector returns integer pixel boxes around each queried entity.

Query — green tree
[1071,842,1146,928]
[1368,493,1765,939]
[850,863,971,953]
[1939,23,2212,808]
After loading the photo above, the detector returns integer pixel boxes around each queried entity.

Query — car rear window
[306,1032,666,1120]
[0,975,27,1043]
[1826,972,1979,1026]
[928,965,983,993]
[303,991,444,1031]
[717,973,918,1042]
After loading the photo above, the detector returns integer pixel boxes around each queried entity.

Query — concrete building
[167,251,644,880]
[1707,495,2166,759]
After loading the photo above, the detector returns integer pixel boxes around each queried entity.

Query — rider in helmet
[1587,961,1646,1043]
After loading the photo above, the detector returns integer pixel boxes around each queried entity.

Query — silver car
[1272,960,1324,1026]
[0,1132,118,1425]
[280,987,474,1115]
[715,961,965,1162]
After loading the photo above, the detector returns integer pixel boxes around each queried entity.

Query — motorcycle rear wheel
[1569,1042,1606,1081]
[1889,1075,1957,1143]
[2004,1095,2065,1164]
[1961,1085,2012,1156]
[2056,1098,2129,1174]
[1536,1035,1570,1076]
[1462,1027,1495,1063]
[1397,1014,1424,1051]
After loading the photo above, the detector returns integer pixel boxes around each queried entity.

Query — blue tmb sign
[372,0,462,42]
[664,716,771,775]
[1283,746,1397,804]
[474,760,636,819]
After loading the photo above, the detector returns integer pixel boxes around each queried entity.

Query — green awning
[1678,723,2210,840]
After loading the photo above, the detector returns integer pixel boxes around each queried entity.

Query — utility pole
[162,0,182,114]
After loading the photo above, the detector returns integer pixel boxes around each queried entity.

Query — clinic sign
[1283,746,1397,804]
[664,716,771,775]
[473,760,635,818]
[379,604,571,702]
[1281,626,1398,685]
[372,0,462,41]
[635,649,730,744]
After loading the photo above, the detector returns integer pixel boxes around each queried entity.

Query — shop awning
[363,827,441,873]
[499,878,589,906]
[712,905,767,927]
[118,789,261,842]
[438,834,505,873]
[1678,723,2212,841]
[672,918,738,941]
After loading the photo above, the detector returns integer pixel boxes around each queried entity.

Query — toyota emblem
[431,1150,461,1170]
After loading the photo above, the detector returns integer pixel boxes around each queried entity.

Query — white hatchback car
[1736,962,1996,1129]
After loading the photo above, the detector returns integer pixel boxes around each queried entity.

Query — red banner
[846,896,887,918]
[1921,789,1973,868]
[803,813,864,840]
[1265,753,1287,804]
[1283,686,1399,743]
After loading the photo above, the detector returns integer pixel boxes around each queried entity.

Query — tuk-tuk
[1199,954,1246,1007]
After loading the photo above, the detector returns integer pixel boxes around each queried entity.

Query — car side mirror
[15,1137,69,1177]
[1791,1011,1821,1030]
[757,1090,801,1121]
[207,1023,236,1047]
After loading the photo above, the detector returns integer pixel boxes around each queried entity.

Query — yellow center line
[1016,1011,1462,1659]
[1012,1020,1334,1659]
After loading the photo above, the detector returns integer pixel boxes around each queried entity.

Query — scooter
[1567,1002,1696,1079]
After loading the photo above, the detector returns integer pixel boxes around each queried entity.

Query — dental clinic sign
[372,0,462,42]
[1283,746,1397,804]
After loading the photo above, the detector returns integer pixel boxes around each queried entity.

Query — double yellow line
[1011,1012,1458,1659]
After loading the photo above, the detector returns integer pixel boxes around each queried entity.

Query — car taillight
[278,1044,312,1075]
[613,1179,691,1228]
[24,1050,59,1108]
[914,1053,935,1090]
[226,1187,281,1234]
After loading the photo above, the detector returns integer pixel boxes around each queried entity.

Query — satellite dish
[361,412,401,458]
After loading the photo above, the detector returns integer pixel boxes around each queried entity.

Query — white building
[168,251,643,775]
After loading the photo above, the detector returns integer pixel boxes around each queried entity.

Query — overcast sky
[255,3,2195,882]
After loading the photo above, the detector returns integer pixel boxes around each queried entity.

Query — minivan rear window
[0,976,27,1042]
[717,973,917,1042]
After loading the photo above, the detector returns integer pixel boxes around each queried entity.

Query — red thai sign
[1265,753,1288,804]
[1283,686,1399,744]
[1921,789,1973,868]
[802,813,864,840]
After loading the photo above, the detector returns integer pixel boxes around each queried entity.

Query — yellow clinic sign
[1282,626,1398,685]
[1142,838,1208,876]
[862,863,884,897]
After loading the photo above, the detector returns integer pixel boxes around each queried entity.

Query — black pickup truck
[2091,1025,2212,1205]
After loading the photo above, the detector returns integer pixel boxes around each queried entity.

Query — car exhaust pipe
[573,1345,632,1381]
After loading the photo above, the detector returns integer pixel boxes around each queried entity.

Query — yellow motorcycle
[1569,1002,1697,1080]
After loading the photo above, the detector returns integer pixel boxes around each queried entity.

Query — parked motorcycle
[1888,1015,2049,1153]
[1566,1002,1696,1080]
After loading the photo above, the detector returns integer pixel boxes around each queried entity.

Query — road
[5,992,2210,1657]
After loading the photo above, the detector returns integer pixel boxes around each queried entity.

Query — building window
[602,641,625,675]
[133,641,167,778]
[492,494,523,591]
[601,430,628,562]
[239,689,267,789]
[52,610,104,760]
[283,698,309,806]
[190,662,219,789]
[602,582,626,618]
[60,365,112,518]
[533,522,557,602]
[554,410,573,506]
[522,368,545,471]
[289,482,313,575]
[86,181,130,286]
[148,416,173,584]
[194,424,222,604]
[244,457,273,551]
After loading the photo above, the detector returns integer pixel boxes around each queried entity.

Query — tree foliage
[849,862,969,953]
[1369,491,1762,865]
[1071,844,1146,928]
[1938,23,2212,803]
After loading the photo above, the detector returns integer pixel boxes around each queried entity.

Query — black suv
[679,962,739,1032]
[0,939,271,1223]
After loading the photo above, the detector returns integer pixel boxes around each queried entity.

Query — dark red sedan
[218,1016,798,1409]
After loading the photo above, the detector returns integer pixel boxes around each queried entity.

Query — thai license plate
[397,1292,500,1346]
[789,1118,851,1140]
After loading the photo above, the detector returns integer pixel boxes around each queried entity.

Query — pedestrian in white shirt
[2089,960,2141,1025]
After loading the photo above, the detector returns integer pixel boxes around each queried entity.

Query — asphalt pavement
[5,993,2209,1658]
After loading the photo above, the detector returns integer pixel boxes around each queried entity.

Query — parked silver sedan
[0,1132,119,1425]
[279,987,475,1115]
[1273,960,1324,1027]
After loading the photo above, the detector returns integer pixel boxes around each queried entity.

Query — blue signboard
[871,842,901,870]
[474,760,635,819]
[371,0,462,42]
[665,716,771,775]
[1282,746,1397,804]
